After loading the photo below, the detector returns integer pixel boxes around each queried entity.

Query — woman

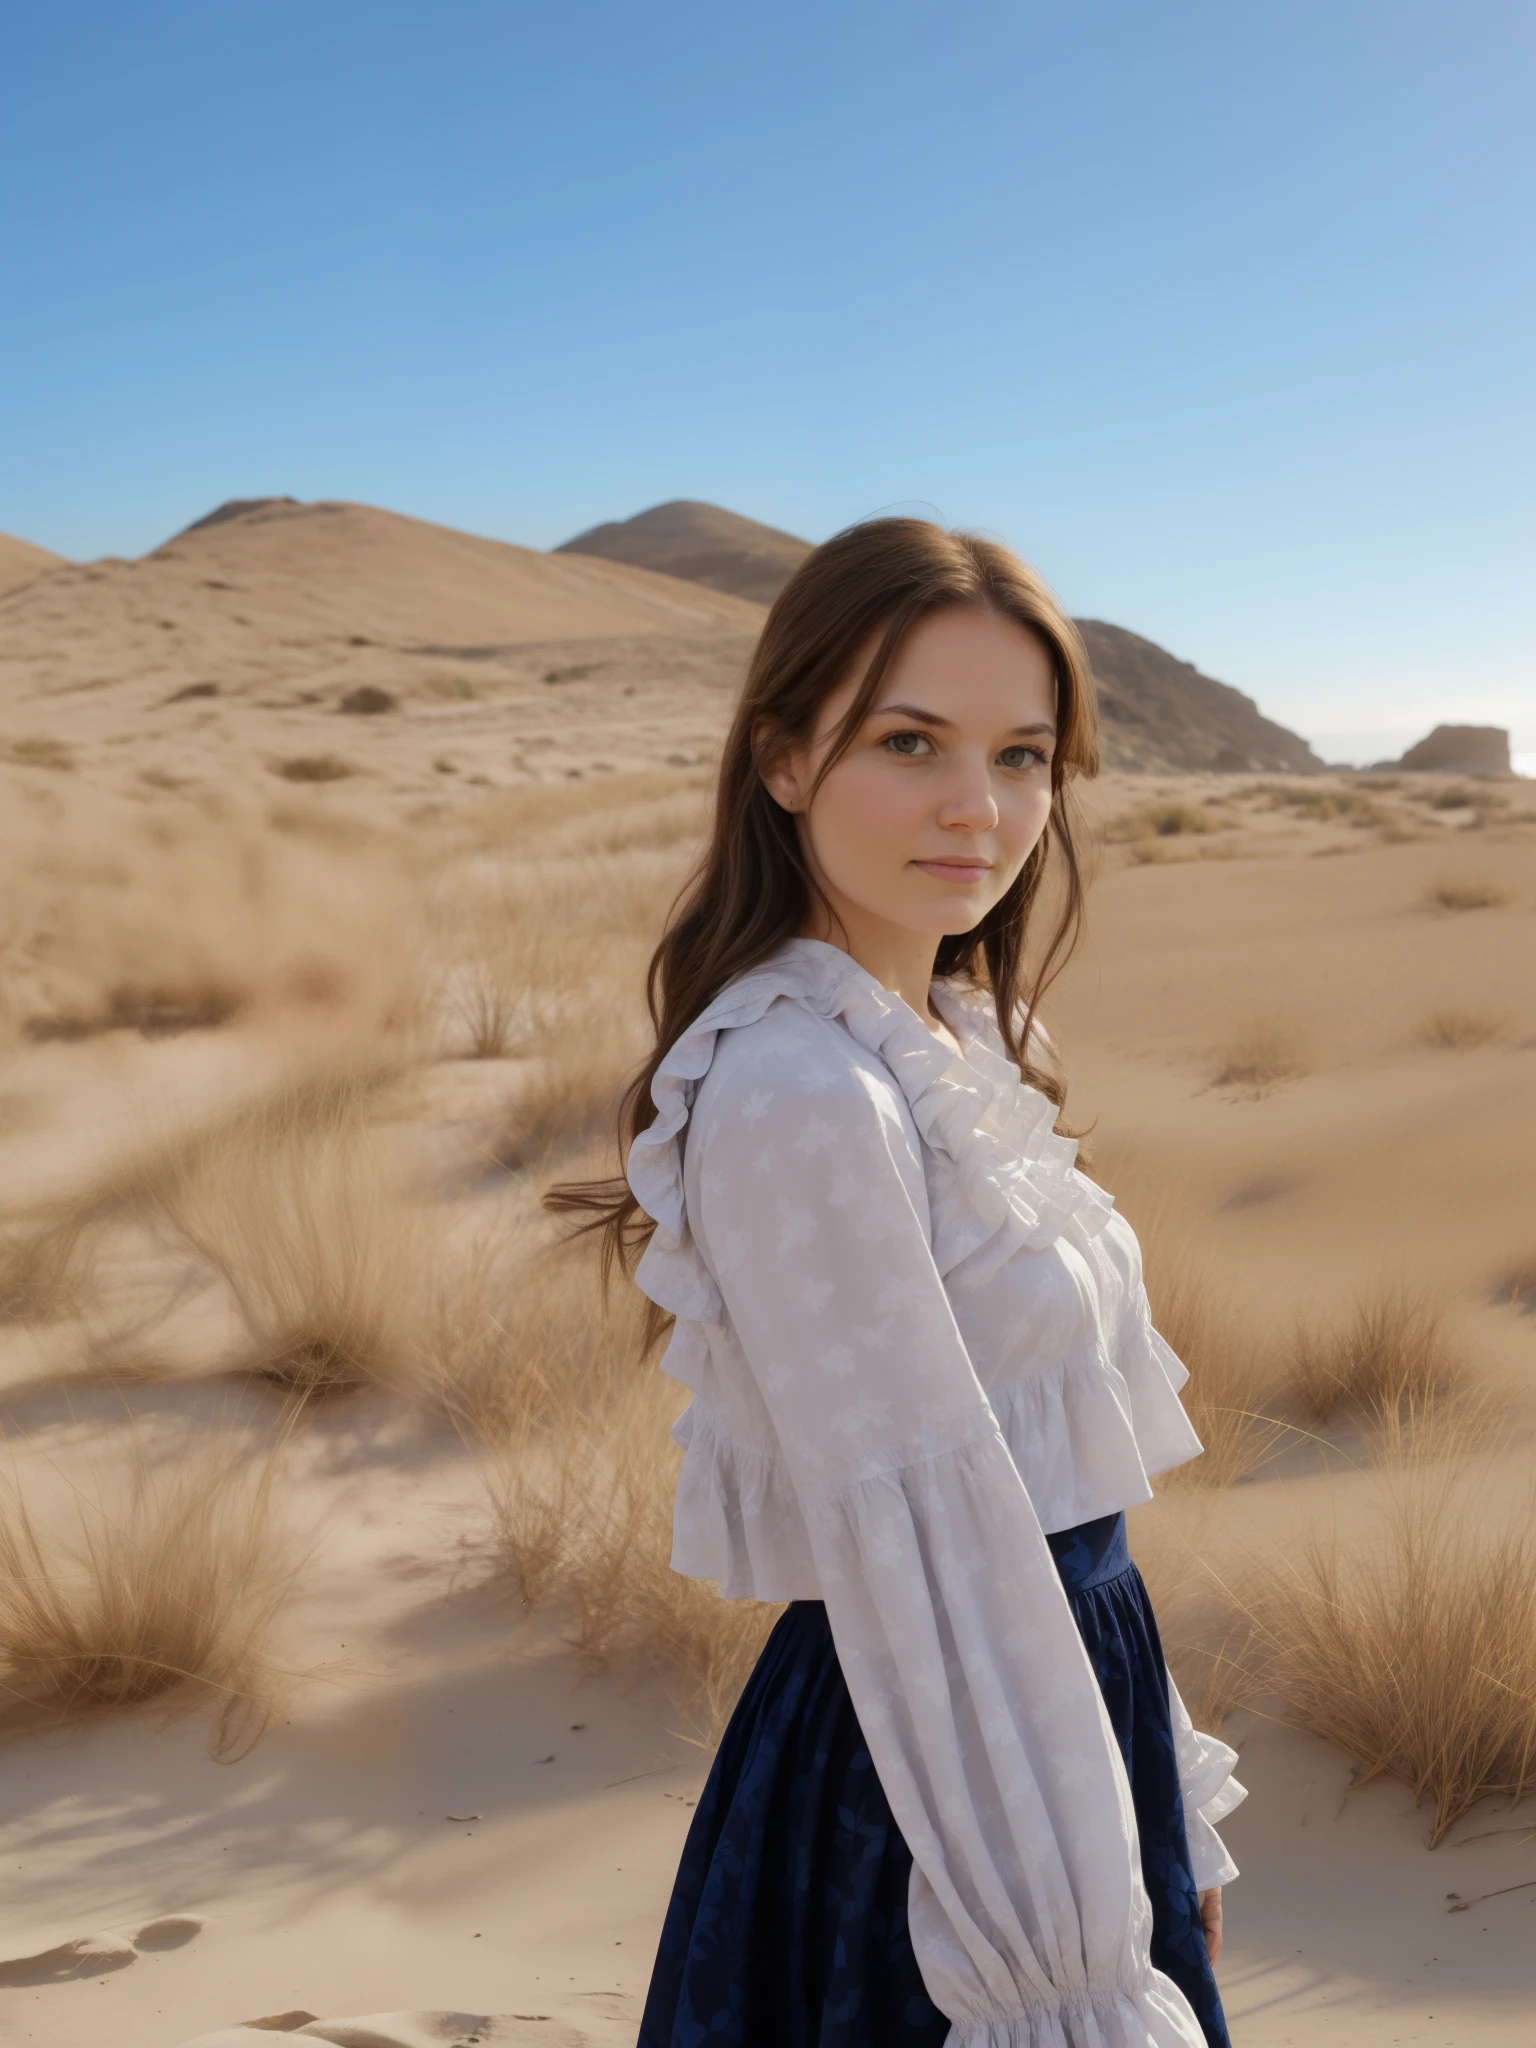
[551,520,1244,2047]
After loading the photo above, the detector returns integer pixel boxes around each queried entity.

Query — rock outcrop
[1073,620,1323,776]
[1390,725,1511,774]
[556,500,812,605]
[555,503,1324,776]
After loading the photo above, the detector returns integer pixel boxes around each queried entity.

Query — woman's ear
[754,718,806,814]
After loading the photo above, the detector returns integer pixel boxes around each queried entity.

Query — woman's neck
[800,900,945,1032]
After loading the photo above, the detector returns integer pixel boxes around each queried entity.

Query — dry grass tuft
[1,734,75,772]
[1208,1019,1309,1092]
[1151,1270,1286,1488]
[24,979,245,1044]
[1427,877,1507,911]
[125,1070,426,1391]
[428,831,696,1160]
[432,1205,778,1734]
[1413,783,1510,820]
[426,777,706,1156]
[0,1210,94,1326]
[1109,1176,1286,1488]
[446,950,526,1063]
[1493,1257,1536,1316]
[0,1066,424,1390]
[0,787,422,1052]
[1110,801,1223,843]
[0,1435,292,1754]
[486,1366,780,1732]
[1256,783,1389,828]
[1421,1008,1505,1051]
[1241,1479,1536,1843]
[270,753,356,783]
[1288,1285,1462,1423]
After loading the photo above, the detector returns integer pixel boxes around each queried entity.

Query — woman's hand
[1198,1887,1223,1963]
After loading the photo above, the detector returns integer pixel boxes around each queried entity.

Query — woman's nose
[936,756,1000,830]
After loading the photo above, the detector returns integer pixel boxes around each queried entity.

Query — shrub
[1,786,420,1053]
[1209,1020,1309,1092]
[1110,801,1221,842]
[0,1068,422,1391]
[1109,1177,1285,1489]
[1288,1286,1461,1423]
[1427,878,1506,911]
[1493,1258,1536,1316]
[1,734,74,771]
[1241,1481,1536,1843]
[1421,1009,1504,1051]
[0,1435,291,1755]
[128,1070,425,1391]
[270,754,355,783]
[1257,783,1387,827]
[433,1210,778,1733]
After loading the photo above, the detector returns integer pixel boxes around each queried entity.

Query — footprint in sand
[175,2014,592,2047]
[0,1911,208,1987]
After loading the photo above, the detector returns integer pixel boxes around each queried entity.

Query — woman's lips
[911,859,992,883]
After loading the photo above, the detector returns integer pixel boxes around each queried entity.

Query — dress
[625,938,1245,2048]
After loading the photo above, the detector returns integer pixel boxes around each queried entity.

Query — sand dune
[0,499,764,801]
[0,531,65,598]
[7,498,760,700]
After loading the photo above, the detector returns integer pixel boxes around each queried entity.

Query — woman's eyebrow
[875,701,1057,739]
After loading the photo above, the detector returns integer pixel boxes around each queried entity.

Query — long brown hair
[546,517,1100,1288]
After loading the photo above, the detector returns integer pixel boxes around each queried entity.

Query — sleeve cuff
[1185,1805,1240,1891]
[1165,1669,1247,1890]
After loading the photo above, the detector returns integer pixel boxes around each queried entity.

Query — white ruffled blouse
[627,937,1245,2048]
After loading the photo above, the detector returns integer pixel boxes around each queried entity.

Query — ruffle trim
[629,938,1115,1321]
[1167,1674,1247,1891]
[1184,1810,1240,1894]
[666,1314,1205,1602]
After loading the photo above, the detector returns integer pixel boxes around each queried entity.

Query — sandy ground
[2,1386,1533,2048]
[0,501,761,802]
[2,511,1534,2045]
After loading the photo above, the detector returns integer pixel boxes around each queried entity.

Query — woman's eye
[883,731,932,758]
[998,744,1045,770]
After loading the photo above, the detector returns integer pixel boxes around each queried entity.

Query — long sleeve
[680,1018,1206,2048]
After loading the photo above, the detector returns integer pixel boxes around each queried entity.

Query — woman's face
[763,605,1058,944]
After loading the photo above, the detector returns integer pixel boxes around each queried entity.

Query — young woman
[553,520,1243,2048]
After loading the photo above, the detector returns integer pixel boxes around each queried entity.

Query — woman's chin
[886,904,991,940]
[918,892,994,934]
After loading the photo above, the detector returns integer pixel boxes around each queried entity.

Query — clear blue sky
[3,1,1531,760]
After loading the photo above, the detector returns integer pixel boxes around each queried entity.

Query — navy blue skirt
[638,1512,1231,2048]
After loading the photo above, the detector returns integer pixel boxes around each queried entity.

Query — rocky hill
[556,499,812,605]
[1074,620,1322,775]
[558,501,1322,774]
[1389,725,1510,774]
